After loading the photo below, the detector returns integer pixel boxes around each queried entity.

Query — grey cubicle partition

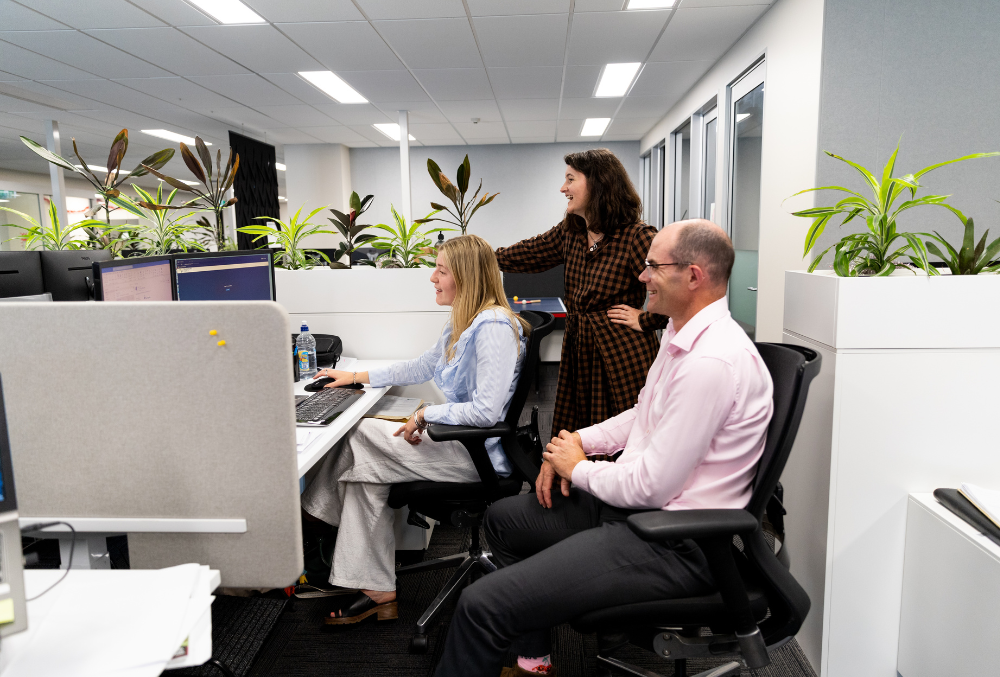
[0,301,302,588]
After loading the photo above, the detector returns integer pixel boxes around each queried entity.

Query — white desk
[896,493,1000,676]
[0,565,220,677]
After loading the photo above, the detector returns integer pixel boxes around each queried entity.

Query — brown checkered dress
[496,222,667,435]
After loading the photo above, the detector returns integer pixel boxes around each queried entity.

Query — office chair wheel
[410,633,429,653]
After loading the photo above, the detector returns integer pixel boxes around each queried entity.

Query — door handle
[747,287,758,291]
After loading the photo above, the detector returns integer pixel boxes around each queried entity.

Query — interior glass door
[671,121,690,222]
[702,107,718,224]
[727,62,765,339]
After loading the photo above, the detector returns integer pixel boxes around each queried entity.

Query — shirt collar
[665,297,730,355]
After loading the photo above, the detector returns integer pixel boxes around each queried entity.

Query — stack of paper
[960,483,1000,529]
[296,428,322,453]
[0,564,218,677]
[363,396,424,423]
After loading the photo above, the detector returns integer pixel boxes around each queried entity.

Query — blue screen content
[174,254,272,301]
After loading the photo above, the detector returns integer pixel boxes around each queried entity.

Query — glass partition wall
[671,122,691,222]
[702,108,718,224]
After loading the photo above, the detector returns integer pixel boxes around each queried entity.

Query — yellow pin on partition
[217,340,226,347]
[209,329,218,336]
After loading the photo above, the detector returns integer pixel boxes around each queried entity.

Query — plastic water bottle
[296,323,317,381]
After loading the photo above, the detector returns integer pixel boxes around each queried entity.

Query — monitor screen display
[98,260,174,301]
[174,253,273,301]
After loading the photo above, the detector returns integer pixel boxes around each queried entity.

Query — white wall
[283,143,352,249]
[641,0,825,343]
[349,141,640,249]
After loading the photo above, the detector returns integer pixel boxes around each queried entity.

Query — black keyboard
[296,387,363,425]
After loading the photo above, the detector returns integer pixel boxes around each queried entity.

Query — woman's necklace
[587,231,604,252]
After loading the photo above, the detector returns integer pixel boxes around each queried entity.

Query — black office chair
[570,342,821,677]
[389,310,555,653]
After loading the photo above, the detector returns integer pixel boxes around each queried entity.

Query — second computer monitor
[174,251,274,302]
[93,256,175,301]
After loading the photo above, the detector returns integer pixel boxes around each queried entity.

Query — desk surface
[507,296,566,317]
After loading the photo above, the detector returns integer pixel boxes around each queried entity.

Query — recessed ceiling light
[142,129,211,146]
[372,124,416,142]
[298,71,368,104]
[737,113,752,122]
[76,164,107,173]
[278,196,287,201]
[185,0,265,24]
[0,199,8,203]
[626,0,676,8]
[595,63,642,98]
[275,162,286,171]
[581,118,611,137]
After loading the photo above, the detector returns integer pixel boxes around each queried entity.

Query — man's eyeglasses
[644,260,690,271]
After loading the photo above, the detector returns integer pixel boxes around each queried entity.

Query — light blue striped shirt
[368,309,527,477]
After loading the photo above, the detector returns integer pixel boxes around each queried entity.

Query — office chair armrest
[627,509,758,542]
[426,422,512,442]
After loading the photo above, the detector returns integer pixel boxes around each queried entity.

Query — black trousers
[433,489,715,677]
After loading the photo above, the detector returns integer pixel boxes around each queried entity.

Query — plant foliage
[238,205,333,270]
[0,201,106,251]
[415,155,497,235]
[788,143,999,276]
[366,206,451,268]
[923,217,1000,275]
[123,183,206,256]
[328,192,375,268]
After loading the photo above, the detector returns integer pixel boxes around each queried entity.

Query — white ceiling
[0,0,772,186]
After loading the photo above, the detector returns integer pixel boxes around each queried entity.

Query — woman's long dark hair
[562,148,643,236]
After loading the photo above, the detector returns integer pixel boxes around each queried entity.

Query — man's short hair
[670,220,735,285]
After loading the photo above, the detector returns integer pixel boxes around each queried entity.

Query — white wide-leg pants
[301,418,480,592]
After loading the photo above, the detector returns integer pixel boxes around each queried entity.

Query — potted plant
[0,200,101,251]
[328,192,376,268]
[364,206,450,268]
[415,155,498,235]
[922,217,1000,275]
[122,184,206,256]
[237,205,333,270]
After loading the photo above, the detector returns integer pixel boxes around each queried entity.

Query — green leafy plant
[789,143,998,276]
[328,192,375,268]
[367,206,451,268]
[123,184,206,256]
[20,129,174,225]
[922,217,1000,275]
[0,201,103,251]
[415,155,497,235]
[237,205,333,270]
[141,137,239,252]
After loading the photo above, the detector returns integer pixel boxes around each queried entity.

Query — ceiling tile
[559,97,621,118]
[302,125,372,145]
[181,25,324,73]
[350,124,395,145]
[466,137,510,145]
[338,70,429,102]
[574,0,625,10]
[467,0,570,15]
[373,19,483,70]
[417,138,465,147]
[606,117,657,135]
[487,67,562,99]
[649,5,768,62]
[359,0,466,19]
[126,0,216,27]
[617,95,674,119]
[260,72,338,105]
[568,10,671,65]
[556,118,587,141]
[682,0,772,6]
[0,92,65,114]
[628,60,713,96]
[85,28,250,77]
[409,123,463,142]
[259,127,325,144]
[0,1,66,29]
[313,103,393,125]
[437,99,502,123]
[276,22,404,71]
[497,98,560,120]
[510,136,557,144]
[562,65,602,97]
[413,68,493,101]
[0,80,104,110]
[453,120,508,139]
[27,0,166,28]
[206,105,281,129]
[473,14,568,68]
[186,74,302,107]
[244,0,364,22]
[255,104,337,126]
[380,102,446,123]
[0,30,171,78]
[505,120,556,137]
[112,77,239,109]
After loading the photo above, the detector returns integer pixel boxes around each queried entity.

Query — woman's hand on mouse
[314,369,370,387]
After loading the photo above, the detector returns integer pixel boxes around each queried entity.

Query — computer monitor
[0,252,44,299]
[93,256,175,302]
[173,250,275,302]
[0,374,27,637]
[40,250,112,301]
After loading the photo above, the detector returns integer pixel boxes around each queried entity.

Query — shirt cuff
[420,403,443,424]
[367,365,390,388]
[577,426,609,456]
[571,460,596,493]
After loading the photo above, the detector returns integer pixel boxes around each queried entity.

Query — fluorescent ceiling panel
[141,129,211,145]
[275,163,286,171]
[737,113,751,122]
[76,165,107,173]
[186,0,265,24]
[298,71,368,104]
[372,124,416,141]
[581,118,610,136]
[595,63,641,97]
[627,0,676,8]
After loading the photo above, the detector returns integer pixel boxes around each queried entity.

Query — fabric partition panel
[229,131,280,251]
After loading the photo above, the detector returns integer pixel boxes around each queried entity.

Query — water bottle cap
[300,323,309,332]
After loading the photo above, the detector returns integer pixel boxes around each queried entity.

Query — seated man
[433,219,774,677]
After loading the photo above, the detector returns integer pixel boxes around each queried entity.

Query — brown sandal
[324,591,398,625]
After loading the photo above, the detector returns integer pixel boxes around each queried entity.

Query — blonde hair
[438,234,531,362]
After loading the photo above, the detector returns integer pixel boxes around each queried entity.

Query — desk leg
[58,534,113,570]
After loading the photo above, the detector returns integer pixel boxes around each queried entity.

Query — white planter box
[780,270,1000,677]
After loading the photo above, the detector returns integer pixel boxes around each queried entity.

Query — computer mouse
[304,378,365,392]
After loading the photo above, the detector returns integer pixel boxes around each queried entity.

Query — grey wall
[812,0,1000,261]
[350,141,640,249]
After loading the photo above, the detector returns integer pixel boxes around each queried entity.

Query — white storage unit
[779,270,1000,676]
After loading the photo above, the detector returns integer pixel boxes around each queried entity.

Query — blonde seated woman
[301,233,531,625]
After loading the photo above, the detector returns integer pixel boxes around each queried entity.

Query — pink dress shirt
[571,297,773,511]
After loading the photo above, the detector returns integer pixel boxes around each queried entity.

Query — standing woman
[496,148,666,437]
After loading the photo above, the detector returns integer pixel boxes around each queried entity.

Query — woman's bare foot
[331,589,396,618]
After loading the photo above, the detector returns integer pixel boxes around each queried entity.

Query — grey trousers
[300,418,479,591]
[434,489,716,677]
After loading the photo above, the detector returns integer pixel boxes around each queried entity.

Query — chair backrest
[500,310,555,482]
